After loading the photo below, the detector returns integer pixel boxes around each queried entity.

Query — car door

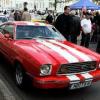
[0,24,15,61]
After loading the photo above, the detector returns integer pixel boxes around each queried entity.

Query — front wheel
[15,63,26,88]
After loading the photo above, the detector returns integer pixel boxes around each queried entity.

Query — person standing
[96,12,100,53]
[96,36,100,53]
[3,10,7,15]
[54,6,71,41]
[80,12,92,48]
[70,10,81,44]
[45,11,53,24]
[22,8,31,21]
[14,10,22,21]
[9,10,15,21]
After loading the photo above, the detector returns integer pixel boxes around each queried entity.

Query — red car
[0,21,100,90]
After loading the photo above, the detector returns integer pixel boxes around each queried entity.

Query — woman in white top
[80,12,92,48]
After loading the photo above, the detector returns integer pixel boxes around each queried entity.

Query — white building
[0,0,77,12]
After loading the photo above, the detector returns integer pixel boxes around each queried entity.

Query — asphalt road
[0,42,100,100]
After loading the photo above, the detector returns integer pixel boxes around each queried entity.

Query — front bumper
[33,69,100,89]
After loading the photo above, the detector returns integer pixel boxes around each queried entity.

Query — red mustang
[0,21,100,90]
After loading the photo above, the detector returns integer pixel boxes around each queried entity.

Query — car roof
[4,21,51,26]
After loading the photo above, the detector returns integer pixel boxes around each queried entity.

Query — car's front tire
[15,63,27,88]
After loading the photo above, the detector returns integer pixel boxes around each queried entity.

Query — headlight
[40,64,52,76]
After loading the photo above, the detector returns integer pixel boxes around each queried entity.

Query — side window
[0,25,6,34]
[4,24,14,38]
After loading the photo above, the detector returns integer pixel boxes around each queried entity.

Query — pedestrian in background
[3,10,7,15]
[96,36,100,53]
[70,10,81,44]
[45,11,53,24]
[96,12,100,53]
[9,9,15,21]
[14,10,21,21]
[22,8,31,21]
[91,12,100,43]
[80,12,92,48]
[54,6,72,41]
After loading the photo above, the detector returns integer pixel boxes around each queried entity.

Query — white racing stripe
[37,40,79,63]
[49,40,92,61]
[81,73,93,80]
[66,73,93,83]
[67,75,80,83]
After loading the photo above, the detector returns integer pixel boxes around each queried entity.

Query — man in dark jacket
[46,11,53,24]
[96,13,100,53]
[54,6,71,40]
[14,10,21,21]
[70,10,81,44]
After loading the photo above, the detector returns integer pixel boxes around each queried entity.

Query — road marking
[0,79,16,100]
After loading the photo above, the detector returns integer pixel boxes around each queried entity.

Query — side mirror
[4,33,10,38]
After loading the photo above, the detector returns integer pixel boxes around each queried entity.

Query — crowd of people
[8,8,31,21]
[46,6,100,53]
[2,6,100,53]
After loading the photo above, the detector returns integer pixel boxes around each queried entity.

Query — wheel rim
[16,66,23,85]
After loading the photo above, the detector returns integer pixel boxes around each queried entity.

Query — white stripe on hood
[49,40,92,61]
[37,40,79,63]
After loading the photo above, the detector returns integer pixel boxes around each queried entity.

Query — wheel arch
[13,59,25,71]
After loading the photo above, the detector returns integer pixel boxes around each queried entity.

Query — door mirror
[4,33,10,38]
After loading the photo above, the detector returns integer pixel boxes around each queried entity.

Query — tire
[15,63,27,88]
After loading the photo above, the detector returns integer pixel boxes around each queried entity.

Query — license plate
[69,80,92,90]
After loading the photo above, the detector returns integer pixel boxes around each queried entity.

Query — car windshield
[16,25,65,40]
[0,17,8,22]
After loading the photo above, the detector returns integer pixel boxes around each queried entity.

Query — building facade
[0,0,77,12]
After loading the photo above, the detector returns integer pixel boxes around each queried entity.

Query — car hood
[15,39,99,64]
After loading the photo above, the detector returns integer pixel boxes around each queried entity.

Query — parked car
[0,21,100,90]
[0,15,8,24]
[31,13,45,23]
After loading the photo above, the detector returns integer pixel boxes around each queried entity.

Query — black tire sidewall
[15,63,26,88]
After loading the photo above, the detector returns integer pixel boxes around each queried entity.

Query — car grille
[57,61,96,74]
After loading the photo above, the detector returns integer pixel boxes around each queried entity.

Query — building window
[40,2,41,8]
[49,2,53,8]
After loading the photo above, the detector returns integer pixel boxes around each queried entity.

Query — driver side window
[0,25,6,34]
[3,25,14,39]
